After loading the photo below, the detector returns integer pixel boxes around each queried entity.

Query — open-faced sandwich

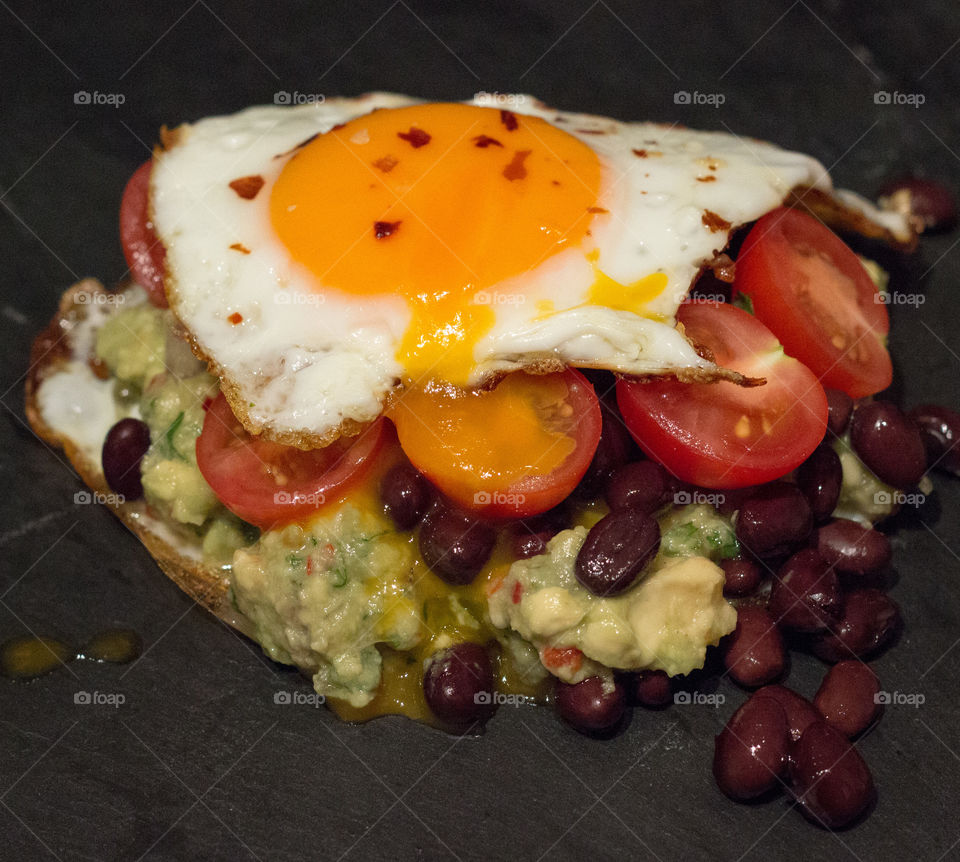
[26,93,960,829]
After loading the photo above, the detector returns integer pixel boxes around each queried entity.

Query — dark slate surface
[1,2,959,859]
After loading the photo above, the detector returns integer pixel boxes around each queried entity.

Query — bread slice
[24,279,254,636]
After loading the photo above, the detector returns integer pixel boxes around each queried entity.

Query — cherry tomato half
[196,393,388,529]
[119,160,168,308]
[389,369,602,519]
[733,207,891,398]
[616,301,827,489]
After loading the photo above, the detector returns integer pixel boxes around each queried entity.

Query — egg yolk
[270,103,602,385]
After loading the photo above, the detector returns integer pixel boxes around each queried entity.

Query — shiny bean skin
[422,642,495,726]
[713,696,789,800]
[878,175,957,233]
[632,670,672,708]
[605,460,668,514]
[102,417,151,500]
[575,508,660,597]
[753,685,821,743]
[814,661,882,739]
[789,721,875,828]
[511,531,551,559]
[816,519,892,576]
[795,445,842,524]
[812,589,900,662]
[555,675,627,735]
[575,400,636,498]
[908,404,960,476]
[768,549,841,632]
[419,508,496,586]
[825,388,854,437]
[723,606,785,687]
[850,401,927,489]
[721,558,763,598]
[735,483,813,558]
[380,462,432,530]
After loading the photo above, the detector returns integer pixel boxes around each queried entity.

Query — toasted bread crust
[24,280,244,629]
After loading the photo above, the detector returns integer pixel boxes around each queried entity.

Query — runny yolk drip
[586,250,669,316]
[387,373,576,501]
[270,103,602,385]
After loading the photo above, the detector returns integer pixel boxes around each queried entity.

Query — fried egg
[151,93,908,446]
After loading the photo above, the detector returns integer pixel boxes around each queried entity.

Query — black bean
[768,549,841,633]
[101,418,151,501]
[574,399,636,498]
[422,642,495,726]
[605,459,668,513]
[632,670,672,708]
[789,721,875,828]
[735,482,813,558]
[753,685,821,743]
[908,403,960,476]
[381,462,432,530]
[511,532,549,559]
[510,506,569,559]
[816,519,891,576]
[721,557,763,598]
[850,401,926,489]
[575,509,660,596]
[795,445,842,524]
[555,675,627,735]
[878,175,957,233]
[825,388,854,437]
[811,589,900,662]
[723,606,785,688]
[419,508,495,586]
[713,695,789,801]
[814,661,882,739]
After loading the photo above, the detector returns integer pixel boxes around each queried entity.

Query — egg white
[151,93,902,445]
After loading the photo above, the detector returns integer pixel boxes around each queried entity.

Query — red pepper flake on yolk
[227,312,243,325]
[472,134,503,148]
[702,209,731,233]
[587,206,608,214]
[500,110,518,131]
[373,220,401,239]
[503,149,531,182]
[229,175,265,200]
[397,127,431,148]
[373,154,399,172]
[229,242,251,254]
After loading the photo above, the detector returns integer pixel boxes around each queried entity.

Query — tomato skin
[733,207,891,398]
[616,301,828,489]
[391,369,602,520]
[196,393,388,529]
[119,160,168,308]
